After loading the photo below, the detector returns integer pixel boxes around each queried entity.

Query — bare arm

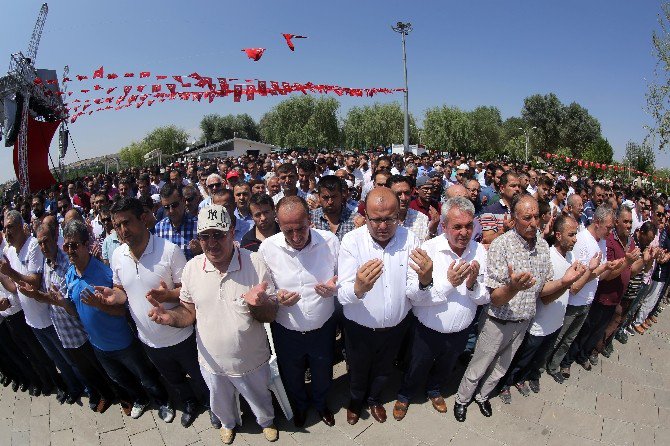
[148,298,197,328]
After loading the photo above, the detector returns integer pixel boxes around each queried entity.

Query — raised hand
[16,279,36,297]
[508,264,536,292]
[428,207,440,234]
[503,213,515,232]
[80,287,108,309]
[410,248,434,286]
[563,261,584,285]
[354,259,384,298]
[314,275,338,298]
[146,280,172,304]
[243,282,271,306]
[0,297,10,311]
[276,289,301,306]
[588,252,602,271]
[146,295,174,325]
[465,260,481,290]
[353,214,366,228]
[0,255,12,276]
[92,286,118,306]
[447,260,472,287]
[625,246,641,265]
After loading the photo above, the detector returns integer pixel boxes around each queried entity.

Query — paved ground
[2,315,670,446]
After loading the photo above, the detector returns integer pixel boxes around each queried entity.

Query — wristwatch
[419,280,433,290]
[466,282,478,292]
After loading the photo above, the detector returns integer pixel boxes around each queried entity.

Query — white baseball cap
[197,205,231,234]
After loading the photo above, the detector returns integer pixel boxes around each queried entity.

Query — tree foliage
[259,96,340,148]
[342,102,418,149]
[118,125,188,167]
[581,137,614,164]
[624,141,656,173]
[646,2,670,151]
[560,102,601,156]
[200,113,260,144]
[422,106,474,153]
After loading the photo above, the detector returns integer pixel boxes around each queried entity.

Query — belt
[370,326,393,332]
[488,315,526,325]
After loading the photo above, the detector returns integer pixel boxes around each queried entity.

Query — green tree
[581,136,613,164]
[259,96,340,148]
[560,102,601,157]
[342,102,418,149]
[646,2,670,151]
[624,141,656,173]
[521,93,565,154]
[118,125,188,167]
[199,113,260,144]
[422,106,473,153]
[118,141,148,167]
[467,106,503,155]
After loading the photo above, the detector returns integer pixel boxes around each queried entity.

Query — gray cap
[415,175,430,187]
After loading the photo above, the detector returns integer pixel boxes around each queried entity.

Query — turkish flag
[13,116,59,193]
[166,84,176,94]
[156,75,167,80]
[234,85,242,102]
[93,66,104,79]
[123,85,132,95]
[140,71,150,78]
[152,84,161,93]
[137,85,146,92]
[246,86,255,101]
[107,73,118,79]
[76,75,88,81]
[258,81,267,96]
[282,33,307,51]
[93,85,102,90]
[242,48,265,61]
[124,72,135,78]
[106,87,116,94]
[173,75,183,84]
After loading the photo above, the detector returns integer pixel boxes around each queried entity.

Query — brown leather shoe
[120,401,132,417]
[318,408,335,427]
[642,320,652,329]
[369,404,387,423]
[346,407,360,425]
[392,401,409,421]
[634,324,646,334]
[649,315,658,324]
[429,396,448,413]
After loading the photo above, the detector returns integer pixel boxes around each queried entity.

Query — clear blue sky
[0,0,666,182]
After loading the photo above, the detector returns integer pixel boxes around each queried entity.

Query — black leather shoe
[65,393,80,405]
[208,410,222,429]
[29,386,42,397]
[181,400,198,428]
[11,381,20,392]
[476,400,492,417]
[56,389,67,404]
[453,402,467,422]
[293,410,307,428]
[318,408,335,426]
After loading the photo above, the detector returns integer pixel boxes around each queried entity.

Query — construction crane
[0,3,65,194]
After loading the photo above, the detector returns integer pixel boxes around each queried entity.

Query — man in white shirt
[393,197,488,420]
[259,196,339,428]
[101,197,216,427]
[338,187,420,425]
[499,215,585,403]
[546,204,620,380]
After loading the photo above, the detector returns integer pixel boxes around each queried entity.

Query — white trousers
[200,362,275,429]
[635,280,664,325]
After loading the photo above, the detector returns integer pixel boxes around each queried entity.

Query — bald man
[338,187,422,424]
[445,184,483,242]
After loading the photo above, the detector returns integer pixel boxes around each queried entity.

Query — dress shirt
[529,248,573,336]
[272,189,314,206]
[408,237,489,333]
[485,230,553,321]
[402,208,430,243]
[233,208,254,243]
[310,206,357,242]
[259,229,339,331]
[0,285,22,317]
[154,212,199,260]
[338,225,419,329]
[568,229,606,306]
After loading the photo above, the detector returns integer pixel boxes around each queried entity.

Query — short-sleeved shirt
[233,209,254,243]
[240,224,280,253]
[112,234,191,348]
[65,257,134,352]
[310,206,357,242]
[180,248,272,377]
[6,236,51,329]
[529,248,573,336]
[478,200,510,237]
[101,231,122,262]
[568,229,607,306]
[154,213,198,260]
[485,230,553,321]
[595,230,635,306]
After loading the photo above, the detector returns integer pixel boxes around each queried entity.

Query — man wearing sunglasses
[145,204,280,444]
[155,184,201,260]
[200,173,225,208]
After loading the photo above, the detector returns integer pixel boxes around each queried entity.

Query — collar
[436,235,474,258]
[203,246,242,274]
[122,232,154,260]
[511,228,537,251]
[276,228,321,253]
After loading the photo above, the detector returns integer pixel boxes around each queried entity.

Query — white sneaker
[220,428,235,444]
[263,424,278,442]
[130,401,150,419]
[158,404,175,423]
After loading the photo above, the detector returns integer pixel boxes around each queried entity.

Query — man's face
[206,176,224,195]
[36,228,57,259]
[366,199,399,244]
[555,189,567,204]
[345,156,356,170]
[528,172,538,186]
[247,163,257,175]
[3,219,24,247]
[443,208,474,252]
[199,174,208,189]
[466,181,480,204]
[234,185,251,211]
[390,182,412,211]
[100,212,114,234]
[592,187,605,206]
[374,173,390,188]
[161,190,184,223]
[556,219,579,252]
[318,188,343,215]
[494,169,504,190]
[112,210,146,249]
[92,195,108,213]
[251,183,266,195]
[653,205,666,229]
[513,200,540,242]
[297,169,313,191]
[32,198,44,217]
[277,208,311,250]
[501,176,521,203]
[415,182,433,202]
[138,181,150,197]
[199,229,234,265]
[63,235,87,265]
[568,196,584,219]
[376,159,391,172]
[250,203,275,232]
[57,199,70,217]
[616,211,633,237]
[536,183,551,201]
[183,190,201,216]
[118,183,130,197]
[595,215,615,240]
[455,170,466,184]
[278,171,298,191]
[67,184,75,196]
[267,178,281,196]
[169,171,182,186]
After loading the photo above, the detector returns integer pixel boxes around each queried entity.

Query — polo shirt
[101,231,122,262]
[240,224,280,253]
[529,248,573,336]
[409,198,441,218]
[478,200,510,237]
[568,229,607,307]
[596,230,635,306]
[180,248,273,377]
[259,229,339,332]
[65,257,134,352]
[6,236,51,329]
[112,234,192,348]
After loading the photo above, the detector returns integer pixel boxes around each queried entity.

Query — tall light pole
[392,21,412,152]
[518,126,537,164]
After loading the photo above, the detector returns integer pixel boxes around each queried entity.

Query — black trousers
[564,301,617,366]
[505,329,560,386]
[141,332,209,406]
[66,341,120,402]
[344,316,409,407]
[397,319,469,402]
[0,321,41,385]
[4,312,64,391]
[272,316,336,412]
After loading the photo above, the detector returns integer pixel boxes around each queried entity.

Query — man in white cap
[147,204,280,444]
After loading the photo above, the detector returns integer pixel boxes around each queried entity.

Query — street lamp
[518,126,537,163]
[392,21,412,152]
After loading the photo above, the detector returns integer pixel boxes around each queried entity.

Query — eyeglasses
[197,231,227,241]
[657,212,666,217]
[367,216,398,226]
[163,201,181,211]
[207,182,223,190]
[63,242,81,251]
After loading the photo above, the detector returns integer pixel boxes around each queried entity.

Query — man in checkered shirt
[154,183,201,260]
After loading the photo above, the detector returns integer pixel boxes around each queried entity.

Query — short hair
[207,173,223,183]
[386,175,414,189]
[372,169,390,184]
[510,193,537,216]
[500,171,519,187]
[316,175,345,194]
[640,221,658,237]
[441,196,475,222]
[249,193,274,209]
[553,215,577,234]
[160,182,182,199]
[296,159,316,174]
[615,204,632,220]
[57,194,70,203]
[62,219,89,243]
[276,195,310,218]
[592,204,614,223]
[138,173,150,184]
[182,184,199,197]
[248,179,265,188]
[276,163,297,176]
[5,210,23,226]
[233,182,251,192]
[567,194,581,207]
[539,176,553,188]
[539,200,551,217]
[555,182,569,194]
[110,197,144,219]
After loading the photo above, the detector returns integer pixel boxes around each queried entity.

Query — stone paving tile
[51,427,74,446]
[155,416,201,446]
[29,394,49,417]
[12,394,31,432]
[390,399,461,445]
[538,402,604,442]
[353,421,420,446]
[129,427,164,446]
[600,418,635,446]
[11,429,29,446]
[496,390,547,423]
[562,384,598,413]
[545,429,602,446]
[596,392,659,427]
[621,380,657,406]
[450,427,504,446]
[48,399,73,432]
[99,428,131,446]
[123,408,157,436]
[96,405,125,433]
[28,414,49,446]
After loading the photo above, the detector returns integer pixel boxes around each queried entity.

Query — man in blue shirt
[59,219,171,421]
[154,183,201,260]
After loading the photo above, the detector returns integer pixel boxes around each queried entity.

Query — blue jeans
[93,340,168,405]
[32,325,85,396]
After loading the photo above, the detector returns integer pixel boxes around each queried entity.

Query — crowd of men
[0,149,668,444]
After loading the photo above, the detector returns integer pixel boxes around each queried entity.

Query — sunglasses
[197,231,227,241]
[63,242,81,251]
[207,182,223,189]
[184,196,196,203]
[163,201,181,211]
